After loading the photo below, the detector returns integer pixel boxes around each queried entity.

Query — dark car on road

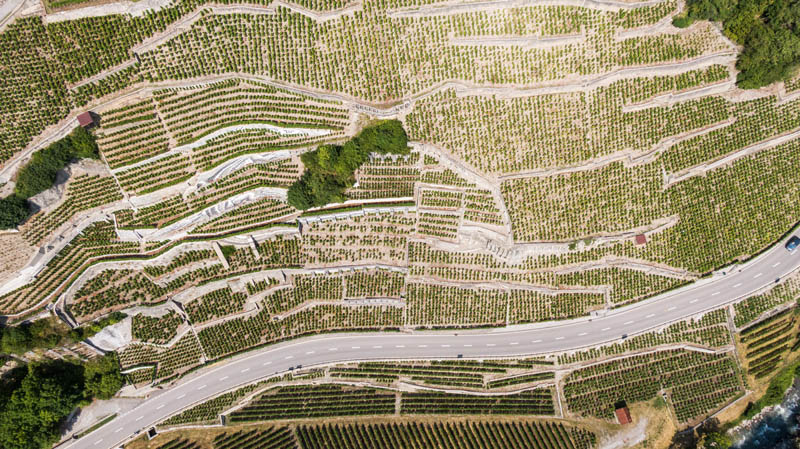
[786,235,800,252]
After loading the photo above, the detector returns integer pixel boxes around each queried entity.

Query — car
[786,235,800,252]
[621,334,628,340]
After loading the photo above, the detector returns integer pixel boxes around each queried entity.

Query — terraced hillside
[1,0,800,447]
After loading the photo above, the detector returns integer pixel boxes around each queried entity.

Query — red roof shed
[77,111,94,128]
[615,406,632,425]
[634,234,647,245]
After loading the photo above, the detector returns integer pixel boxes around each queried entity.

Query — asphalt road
[64,232,800,449]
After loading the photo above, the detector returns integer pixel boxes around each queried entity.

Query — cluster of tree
[287,120,409,210]
[0,127,99,229]
[0,353,123,449]
[682,0,800,88]
[1,312,125,355]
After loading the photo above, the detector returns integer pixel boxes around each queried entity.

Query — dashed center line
[667,306,677,311]
[578,332,587,336]
[285,356,293,360]
[734,283,742,288]
[396,345,405,348]
[442,344,451,348]
[373,345,382,349]
[486,343,496,346]
[531,339,542,343]
[219,376,228,381]
[241,368,250,373]
[601,327,611,331]
[711,292,720,296]
[263,361,272,366]
[306,351,315,355]
[156,404,165,410]
[329,348,338,351]
[135,416,144,422]
[773,262,782,267]
[510,342,519,345]
[177,393,186,399]
[115,428,123,433]
[418,345,428,348]
[555,337,564,340]
[351,346,360,349]
[645,314,655,318]
[197,384,207,390]
[690,299,699,304]
[463,344,472,347]
[623,320,634,325]
[754,272,763,279]
[94,440,103,446]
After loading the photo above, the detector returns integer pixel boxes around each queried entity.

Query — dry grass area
[0,232,33,284]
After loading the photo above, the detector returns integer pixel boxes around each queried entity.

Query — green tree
[288,120,410,210]
[0,195,29,229]
[83,353,123,400]
[0,360,86,449]
[0,325,33,354]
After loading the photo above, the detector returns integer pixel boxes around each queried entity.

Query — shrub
[672,15,694,28]
[0,195,29,229]
[288,120,409,209]
[14,127,99,199]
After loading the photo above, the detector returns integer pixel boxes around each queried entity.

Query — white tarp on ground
[134,186,289,241]
[87,318,132,351]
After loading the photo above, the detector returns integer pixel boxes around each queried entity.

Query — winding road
[64,230,800,449]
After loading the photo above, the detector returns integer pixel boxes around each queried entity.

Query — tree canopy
[0,126,99,230]
[686,0,800,88]
[0,360,86,449]
[288,120,409,210]
[0,353,124,449]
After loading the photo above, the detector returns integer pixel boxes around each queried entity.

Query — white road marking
[219,376,228,381]
[646,314,655,318]
[601,327,611,331]
[351,346,360,349]
[241,368,250,373]
[578,332,587,336]
[624,320,634,325]
[305,351,315,355]
[531,339,542,343]
[418,345,428,348]
[667,306,677,311]
[156,404,165,410]
[442,344,451,348]
[509,342,519,345]
[486,343,496,346]
[754,272,763,279]
[263,361,272,366]
[177,394,186,399]
[285,356,293,360]
[197,385,207,390]
[94,440,103,446]
[396,345,405,348]
[373,345,382,349]
[734,283,742,288]
[690,299,699,304]
[711,292,720,296]
[773,262,781,267]
[115,428,123,433]
[329,348,338,351]
[135,416,144,421]
[555,337,564,340]
[463,344,473,347]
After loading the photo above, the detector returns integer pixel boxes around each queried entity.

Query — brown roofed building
[634,234,647,245]
[615,405,632,425]
[77,111,95,128]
